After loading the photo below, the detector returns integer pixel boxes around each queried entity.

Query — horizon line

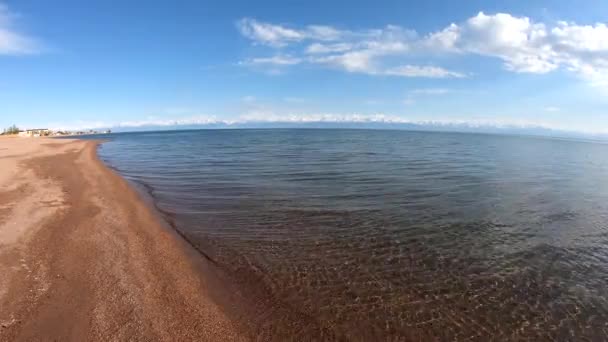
[66,123,608,142]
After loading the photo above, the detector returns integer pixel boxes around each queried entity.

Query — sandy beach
[0,137,247,341]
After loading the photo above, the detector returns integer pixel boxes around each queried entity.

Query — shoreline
[96,140,337,340]
[0,138,247,340]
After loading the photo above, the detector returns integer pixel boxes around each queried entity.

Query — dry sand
[0,137,248,341]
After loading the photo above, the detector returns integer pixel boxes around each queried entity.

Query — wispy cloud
[237,18,305,47]
[237,12,608,86]
[237,17,463,78]
[236,18,349,47]
[0,3,40,55]
[384,65,465,78]
[241,55,302,66]
[306,42,353,54]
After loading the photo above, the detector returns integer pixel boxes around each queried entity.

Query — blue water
[92,129,608,339]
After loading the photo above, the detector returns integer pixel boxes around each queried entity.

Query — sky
[1,0,608,134]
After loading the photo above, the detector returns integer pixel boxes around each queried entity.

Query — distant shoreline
[71,125,608,146]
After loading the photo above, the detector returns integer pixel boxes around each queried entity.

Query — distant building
[21,128,50,137]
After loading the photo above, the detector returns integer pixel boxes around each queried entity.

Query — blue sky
[1,0,608,134]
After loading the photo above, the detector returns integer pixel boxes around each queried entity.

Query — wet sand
[0,137,247,341]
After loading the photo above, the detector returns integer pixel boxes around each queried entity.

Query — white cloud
[424,24,460,51]
[427,12,608,82]
[236,19,352,48]
[544,106,560,112]
[384,65,465,78]
[551,22,608,53]
[306,25,344,41]
[312,50,376,73]
[237,17,462,78]
[236,18,304,47]
[0,3,39,55]
[237,13,608,86]
[243,55,302,65]
[310,52,463,78]
[429,12,558,73]
[237,17,463,78]
[305,42,353,54]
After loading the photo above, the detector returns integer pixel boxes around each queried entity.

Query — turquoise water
[94,129,608,339]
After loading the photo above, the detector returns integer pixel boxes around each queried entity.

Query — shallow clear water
[94,129,608,339]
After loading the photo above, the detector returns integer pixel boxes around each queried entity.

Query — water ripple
[97,129,608,340]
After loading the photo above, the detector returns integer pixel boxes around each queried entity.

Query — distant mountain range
[97,121,608,142]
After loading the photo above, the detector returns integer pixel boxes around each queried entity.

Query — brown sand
[0,137,248,341]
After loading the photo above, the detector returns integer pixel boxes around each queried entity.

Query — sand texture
[0,137,247,341]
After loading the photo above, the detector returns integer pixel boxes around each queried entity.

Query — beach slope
[0,137,245,341]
